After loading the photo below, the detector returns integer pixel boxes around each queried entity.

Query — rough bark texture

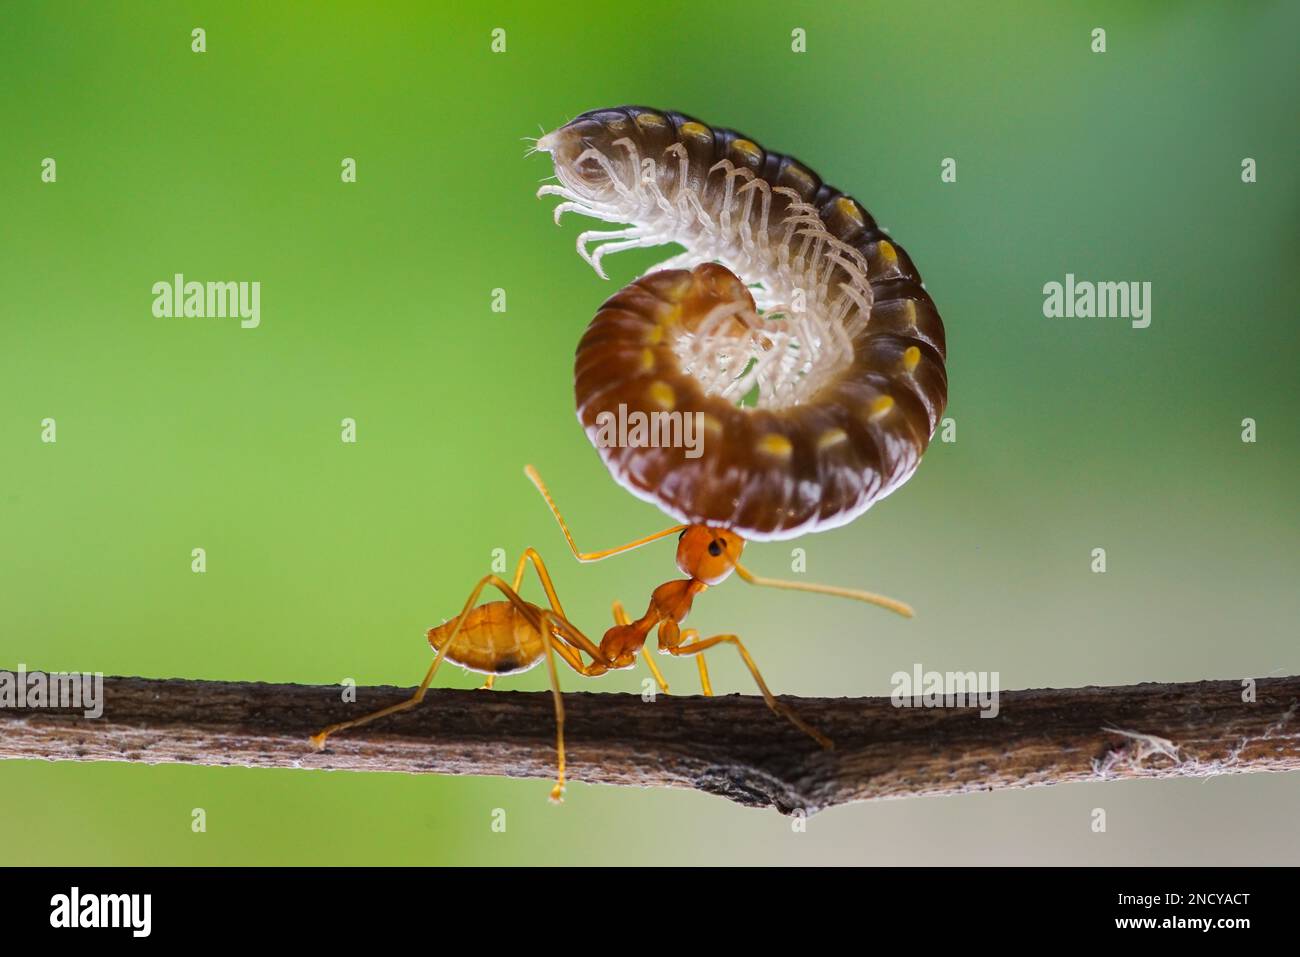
[1,674,1297,813]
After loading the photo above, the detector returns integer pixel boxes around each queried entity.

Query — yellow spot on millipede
[758,434,793,458]
[648,381,676,410]
[869,395,895,420]
[635,112,667,129]
[731,139,762,164]
[644,323,665,345]
[876,240,898,269]
[902,346,921,373]
[640,348,656,372]
[679,121,712,141]
[834,196,865,229]
[701,414,723,434]
[818,428,848,450]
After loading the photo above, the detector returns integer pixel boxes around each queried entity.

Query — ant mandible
[309,466,911,802]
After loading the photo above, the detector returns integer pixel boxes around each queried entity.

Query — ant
[310,465,912,801]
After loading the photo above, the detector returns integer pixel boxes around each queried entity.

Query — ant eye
[708,539,723,557]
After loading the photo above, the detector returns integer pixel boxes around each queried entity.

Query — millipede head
[537,113,639,206]
[673,262,759,334]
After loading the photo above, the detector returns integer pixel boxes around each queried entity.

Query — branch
[2,674,1297,813]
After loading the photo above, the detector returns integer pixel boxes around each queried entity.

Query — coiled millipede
[535,106,947,541]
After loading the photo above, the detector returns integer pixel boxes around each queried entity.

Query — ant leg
[642,643,671,696]
[667,606,713,696]
[525,465,686,562]
[311,572,525,749]
[508,546,620,677]
[509,547,613,670]
[695,654,713,696]
[614,599,669,694]
[477,675,496,691]
[667,630,832,750]
[525,607,631,803]
[528,603,658,802]
[536,611,569,802]
[502,551,617,686]
[311,558,604,805]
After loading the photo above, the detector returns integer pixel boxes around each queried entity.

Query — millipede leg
[576,229,645,279]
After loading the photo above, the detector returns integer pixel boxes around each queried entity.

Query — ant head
[676,525,746,585]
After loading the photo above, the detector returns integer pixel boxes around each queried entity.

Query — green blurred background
[2,0,1297,865]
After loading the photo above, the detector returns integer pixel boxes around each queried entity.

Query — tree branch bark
[1,674,1297,813]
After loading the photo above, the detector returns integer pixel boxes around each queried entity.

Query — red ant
[310,466,912,801]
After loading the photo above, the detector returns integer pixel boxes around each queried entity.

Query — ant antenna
[732,562,914,618]
[525,465,686,562]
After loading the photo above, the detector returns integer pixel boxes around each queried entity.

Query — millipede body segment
[536,106,947,540]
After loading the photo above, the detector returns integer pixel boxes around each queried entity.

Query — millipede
[534,106,947,541]
[309,110,947,793]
